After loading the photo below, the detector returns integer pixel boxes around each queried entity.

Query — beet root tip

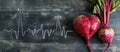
[86,40,92,52]
[104,43,111,52]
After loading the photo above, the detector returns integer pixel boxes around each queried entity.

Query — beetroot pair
[73,15,114,52]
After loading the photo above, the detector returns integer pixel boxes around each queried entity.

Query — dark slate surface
[0,0,120,52]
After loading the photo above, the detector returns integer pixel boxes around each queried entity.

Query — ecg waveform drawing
[3,10,73,39]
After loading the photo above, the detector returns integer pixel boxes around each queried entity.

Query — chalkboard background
[0,0,120,52]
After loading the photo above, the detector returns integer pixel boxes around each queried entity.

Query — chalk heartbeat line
[2,11,73,39]
[3,22,73,39]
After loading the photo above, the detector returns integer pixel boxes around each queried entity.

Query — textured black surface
[0,0,120,52]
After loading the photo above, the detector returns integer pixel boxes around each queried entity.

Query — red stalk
[101,0,106,27]
[101,0,112,28]
[99,12,104,27]
[105,4,110,28]
[105,0,112,28]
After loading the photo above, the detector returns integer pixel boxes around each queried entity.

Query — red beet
[73,15,100,52]
[92,0,115,52]
[98,28,114,52]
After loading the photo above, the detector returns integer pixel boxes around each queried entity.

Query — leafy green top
[89,0,120,13]
[89,0,120,28]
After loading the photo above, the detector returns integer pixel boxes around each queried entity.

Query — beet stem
[104,43,111,52]
[86,40,92,52]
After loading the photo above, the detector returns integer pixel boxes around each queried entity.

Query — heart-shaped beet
[73,15,100,52]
